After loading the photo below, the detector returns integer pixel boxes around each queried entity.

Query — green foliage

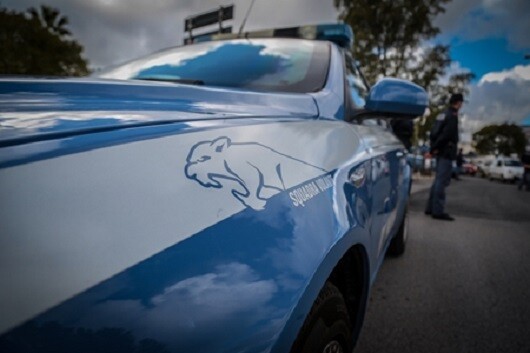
[0,5,89,76]
[334,0,449,86]
[334,0,475,145]
[473,124,527,157]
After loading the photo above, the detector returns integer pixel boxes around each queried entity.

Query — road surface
[355,176,530,353]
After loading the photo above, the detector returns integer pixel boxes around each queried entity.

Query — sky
[2,0,529,133]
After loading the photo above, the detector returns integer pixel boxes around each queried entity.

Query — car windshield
[96,38,330,93]
[505,160,522,167]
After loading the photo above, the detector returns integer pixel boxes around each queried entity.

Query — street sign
[184,5,234,32]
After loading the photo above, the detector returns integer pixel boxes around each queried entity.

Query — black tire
[290,282,353,353]
[387,207,408,256]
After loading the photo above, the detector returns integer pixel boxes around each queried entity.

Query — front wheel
[290,282,353,353]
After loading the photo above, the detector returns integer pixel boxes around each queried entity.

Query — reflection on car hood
[0,78,318,145]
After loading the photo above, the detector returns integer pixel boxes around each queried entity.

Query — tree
[27,5,71,37]
[473,124,526,157]
[334,0,474,144]
[334,0,449,84]
[0,5,89,76]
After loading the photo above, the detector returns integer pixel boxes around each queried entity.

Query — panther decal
[185,137,328,210]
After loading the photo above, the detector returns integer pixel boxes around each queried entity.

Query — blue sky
[450,38,527,81]
[2,0,529,131]
[431,0,530,133]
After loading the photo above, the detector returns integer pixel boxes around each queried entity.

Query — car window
[97,39,330,94]
[343,53,367,109]
[497,160,503,167]
[505,160,522,167]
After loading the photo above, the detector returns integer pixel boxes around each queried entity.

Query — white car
[476,159,493,178]
[489,157,524,182]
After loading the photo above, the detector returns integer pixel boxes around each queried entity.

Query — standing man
[425,93,464,221]
[518,148,530,191]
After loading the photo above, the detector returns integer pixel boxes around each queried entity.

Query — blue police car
[0,24,427,352]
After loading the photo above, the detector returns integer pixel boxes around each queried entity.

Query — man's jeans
[426,157,453,215]
[519,169,530,190]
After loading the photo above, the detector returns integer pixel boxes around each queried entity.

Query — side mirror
[365,78,428,117]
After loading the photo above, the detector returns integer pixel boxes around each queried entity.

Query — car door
[354,124,402,270]
[493,159,503,178]
[342,52,404,268]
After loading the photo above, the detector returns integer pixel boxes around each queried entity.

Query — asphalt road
[355,175,530,353]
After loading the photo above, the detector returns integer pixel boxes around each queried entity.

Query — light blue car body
[0,25,425,352]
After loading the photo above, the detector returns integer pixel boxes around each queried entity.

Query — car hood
[0,78,318,145]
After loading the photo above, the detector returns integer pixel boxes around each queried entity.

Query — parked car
[489,157,524,182]
[462,162,478,176]
[0,24,427,353]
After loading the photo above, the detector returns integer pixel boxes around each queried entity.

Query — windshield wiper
[135,77,205,85]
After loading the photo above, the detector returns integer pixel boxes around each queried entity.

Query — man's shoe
[432,213,455,221]
[424,210,432,215]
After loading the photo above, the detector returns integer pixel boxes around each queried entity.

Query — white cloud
[434,0,482,33]
[440,60,472,85]
[480,65,530,83]
[460,64,530,132]
[435,0,530,49]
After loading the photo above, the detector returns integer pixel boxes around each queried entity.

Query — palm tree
[27,5,71,37]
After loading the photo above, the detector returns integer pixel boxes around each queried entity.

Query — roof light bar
[191,23,354,49]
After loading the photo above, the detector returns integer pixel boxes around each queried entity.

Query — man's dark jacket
[431,106,459,160]
[522,153,530,169]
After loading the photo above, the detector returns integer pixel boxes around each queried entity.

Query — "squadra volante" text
[289,175,333,207]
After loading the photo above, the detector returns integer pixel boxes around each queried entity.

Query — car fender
[0,116,383,352]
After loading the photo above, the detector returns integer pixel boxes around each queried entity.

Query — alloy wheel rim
[322,340,343,353]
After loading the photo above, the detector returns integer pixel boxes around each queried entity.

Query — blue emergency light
[312,24,354,49]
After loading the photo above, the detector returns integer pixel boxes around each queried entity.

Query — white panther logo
[185,136,328,210]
